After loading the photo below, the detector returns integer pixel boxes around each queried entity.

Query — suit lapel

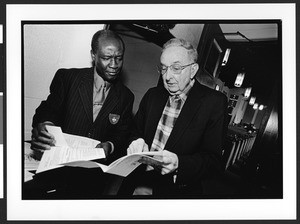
[165,81,205,151]
[146,87,169,144]
[78,69,94,123]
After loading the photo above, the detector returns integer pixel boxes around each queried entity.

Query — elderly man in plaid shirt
[123,38,228,198]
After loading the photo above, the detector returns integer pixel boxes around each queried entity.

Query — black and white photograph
[22,21,282,200]
[4,3,297,222]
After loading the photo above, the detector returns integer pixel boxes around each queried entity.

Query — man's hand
[127,138,149,154]
[95,141,114,158]
[31,122,55,152]
[160,150,178,175]
[137,149,178,175]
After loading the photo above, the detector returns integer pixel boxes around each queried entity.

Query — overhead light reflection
[253,103,258,110]
[244,87,252,98]
[249,96,256,105]
[234,72,245,87]
[222,48,231,66]
[259,105,264,110]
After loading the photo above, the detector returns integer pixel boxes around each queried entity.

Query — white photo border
[6,3,296,220]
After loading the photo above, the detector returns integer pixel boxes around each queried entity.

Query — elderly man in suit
[125,38,227,197]
[27,29,134,198]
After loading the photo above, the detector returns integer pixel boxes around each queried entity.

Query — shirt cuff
[107,141,114,154]
[43,121,55,126]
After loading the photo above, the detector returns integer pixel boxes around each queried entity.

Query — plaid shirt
[150,80,195,152]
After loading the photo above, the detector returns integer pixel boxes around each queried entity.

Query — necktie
[94,84,106,106]
[150,95,182,151]
[93,83,106,121]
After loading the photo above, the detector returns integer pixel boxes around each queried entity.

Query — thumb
[163,156,172,164]
[142,143,149,152]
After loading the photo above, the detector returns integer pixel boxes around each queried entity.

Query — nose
[109,58,118,68]
[164,67,173,80]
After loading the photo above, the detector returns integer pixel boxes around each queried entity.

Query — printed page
[63,133,100,148]
[45,125,68,146]
[46,125,100,148]
[57,152,164,177]
[103,151,164,177]
[36,146,105,173]
[103,154,143,177]
[109,151,163,167]
[24,142,40,182]
[24,142,39,171]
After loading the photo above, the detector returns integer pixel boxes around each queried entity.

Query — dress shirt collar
[93,68,112,91]
[170,79,195,103]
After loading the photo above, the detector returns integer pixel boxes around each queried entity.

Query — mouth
[167,83,176,86]
[106,71,118,76]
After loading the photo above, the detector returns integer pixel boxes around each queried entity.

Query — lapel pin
[109,113,120,125]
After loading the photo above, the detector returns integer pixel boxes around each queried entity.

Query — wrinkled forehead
[160,46,191,64]
[98,37,124,52]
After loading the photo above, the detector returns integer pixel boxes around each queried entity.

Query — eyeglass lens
[158,63,194,75]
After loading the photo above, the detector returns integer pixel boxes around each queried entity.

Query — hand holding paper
[137,151,163,168]
[127,138,149,154]
[34,126,165,177]
[36,126,106,173]
[138,150,178,175]
[31,122,56,151]
[160,150,179,175]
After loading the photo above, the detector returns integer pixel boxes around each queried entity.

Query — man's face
[91,37,124,82]
[160,46,198,95]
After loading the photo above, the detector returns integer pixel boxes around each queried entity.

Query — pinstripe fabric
[32,67,134,162]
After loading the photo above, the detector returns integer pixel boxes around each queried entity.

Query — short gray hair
[162,38,198,62]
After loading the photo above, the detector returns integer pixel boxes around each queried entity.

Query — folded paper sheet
[36,126,163,177]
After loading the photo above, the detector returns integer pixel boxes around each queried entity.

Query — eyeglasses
[157,63,195,75]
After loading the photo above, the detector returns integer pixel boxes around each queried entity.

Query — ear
[90,50,95,61]
[190,63,199,79]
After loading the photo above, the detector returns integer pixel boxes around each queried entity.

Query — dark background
[0,44,3,92]
[0,43,3,144]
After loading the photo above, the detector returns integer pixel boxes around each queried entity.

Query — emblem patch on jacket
[109,113,120,125]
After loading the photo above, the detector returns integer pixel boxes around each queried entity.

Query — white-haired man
[124,38,228,197]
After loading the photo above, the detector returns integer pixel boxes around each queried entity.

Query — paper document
[46,125,100,148]
[96,151,163,177]
[36,126,164,177]
[38,148,163,177]
[63,133,100,148]
[36,146,105,173]
[24,142,40,182]
[46,125,68,146]
[36,126,104,173]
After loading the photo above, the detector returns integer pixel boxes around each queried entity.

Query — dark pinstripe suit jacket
[127,80,228,197]
[32,67,134,162]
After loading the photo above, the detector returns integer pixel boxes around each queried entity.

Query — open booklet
[36,126,163,177]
